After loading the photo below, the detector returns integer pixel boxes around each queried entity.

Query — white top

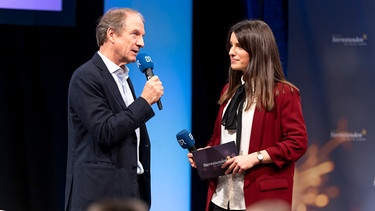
[212,82,256,210]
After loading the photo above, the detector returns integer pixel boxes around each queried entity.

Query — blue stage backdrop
[289,1,375,210]
[104,1,192,211]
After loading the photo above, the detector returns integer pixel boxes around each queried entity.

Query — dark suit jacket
[205,82,308,211]
[65,52,155,211]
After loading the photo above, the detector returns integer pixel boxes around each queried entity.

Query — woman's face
[228,32,250,73]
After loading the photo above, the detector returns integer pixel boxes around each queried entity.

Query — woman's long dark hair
[218,19,298,111]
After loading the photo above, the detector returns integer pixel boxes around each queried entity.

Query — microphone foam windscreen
[176,129,195,149]
[136,53,154,73]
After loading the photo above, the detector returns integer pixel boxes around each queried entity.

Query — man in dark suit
[64,8,164,211]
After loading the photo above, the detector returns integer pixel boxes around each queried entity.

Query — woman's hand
[187,146,212,168]
[222,153,256,175]
[187,152,196,168]
[222,150,271,175]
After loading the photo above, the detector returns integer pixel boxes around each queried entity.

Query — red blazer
[205,82,308,211]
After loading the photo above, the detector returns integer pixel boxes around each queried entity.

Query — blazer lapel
[127,77,136,100]
[93,53,127,109]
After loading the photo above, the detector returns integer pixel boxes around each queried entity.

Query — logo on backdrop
[331,34,368,46]
[330,128,367,142]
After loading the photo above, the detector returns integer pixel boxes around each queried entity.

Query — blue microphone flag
[176,129,196,150]
[136,53,154,73]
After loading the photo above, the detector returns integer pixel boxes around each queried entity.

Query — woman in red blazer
[188,19,308,211]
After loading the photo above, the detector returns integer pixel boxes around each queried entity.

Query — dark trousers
[209,202,245,211]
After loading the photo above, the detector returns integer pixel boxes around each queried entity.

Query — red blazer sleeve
[255,82,308,168]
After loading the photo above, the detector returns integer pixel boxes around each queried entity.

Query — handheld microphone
[136,53,163,110]
[176,129,197,152]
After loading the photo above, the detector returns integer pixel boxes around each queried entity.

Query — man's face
[115,13,145,64]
